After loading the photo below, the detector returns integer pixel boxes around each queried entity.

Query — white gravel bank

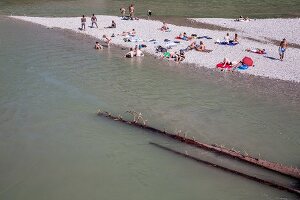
[11,15,300,82]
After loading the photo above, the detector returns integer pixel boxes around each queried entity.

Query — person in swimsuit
[129,4,135,19]
[95,42,103,49]
[196,41,206,51]
[120,8,126,18]
[81,15,86,30]
[125,48,135,58]
[187,41,196,51]
[224,33,230,44]
[160,21,169,31]
[147,10,152,19]
[105,20,116,28]
[233,33,239,43]
[103,35,112,46]
[279,38,288,61]
[91,14,98,28]
[135,46,144,57]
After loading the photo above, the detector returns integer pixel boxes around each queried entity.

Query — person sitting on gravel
[105,20,116,28]
[195,41,206,51]
[230,33,239,44]
[186,41,196,51]
[160,21,169,31]
[175,50,185,62]
[224,33,230,44]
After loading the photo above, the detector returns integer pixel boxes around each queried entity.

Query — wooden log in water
[149,142,300,196]
[96,110,300,180]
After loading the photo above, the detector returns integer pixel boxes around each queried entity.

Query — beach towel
[216,62,232,69]
[197,36,212,40]
[238,64,249,70]
[197,49,213,53]
[175,36,191,41]
[165,42,177,48]
[163,52,171,58]
[218,41,238,46]
[128,36,143,42]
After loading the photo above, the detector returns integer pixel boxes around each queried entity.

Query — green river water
[0,0,300,199]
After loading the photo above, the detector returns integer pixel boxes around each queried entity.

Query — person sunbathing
[177,32,192,41]
[220,57,239,68]
[94,41,103,49]
[246,48,266,54]
[195,41,206,51]
[105,20,116,28]
[102,35,112,46]
[160,22,169,31]
[121,29,136,36]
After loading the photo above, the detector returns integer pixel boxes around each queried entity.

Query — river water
[0,1,300,199]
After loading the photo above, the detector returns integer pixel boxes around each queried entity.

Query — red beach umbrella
[242,56,254,66]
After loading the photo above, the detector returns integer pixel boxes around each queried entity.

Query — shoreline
[10,15,300,84]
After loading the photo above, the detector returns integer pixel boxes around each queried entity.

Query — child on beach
[103,35,112,46]
[91,14,98,28]
[94,41,103,49]
[81,15,86,30]
[279,38,288,61]
[120,8,126,18]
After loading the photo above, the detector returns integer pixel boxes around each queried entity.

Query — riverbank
[11,15,300,82]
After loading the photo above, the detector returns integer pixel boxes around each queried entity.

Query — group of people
[120,4,137,20]
[215,33,239,44]
[125,45,144,58]
[186,41,207,52]
[80,14,98,30]
[91,8,288,64]
[235,16,251,22]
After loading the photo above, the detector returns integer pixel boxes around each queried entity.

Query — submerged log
[149,142,300,196]
[97,110,300,180]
